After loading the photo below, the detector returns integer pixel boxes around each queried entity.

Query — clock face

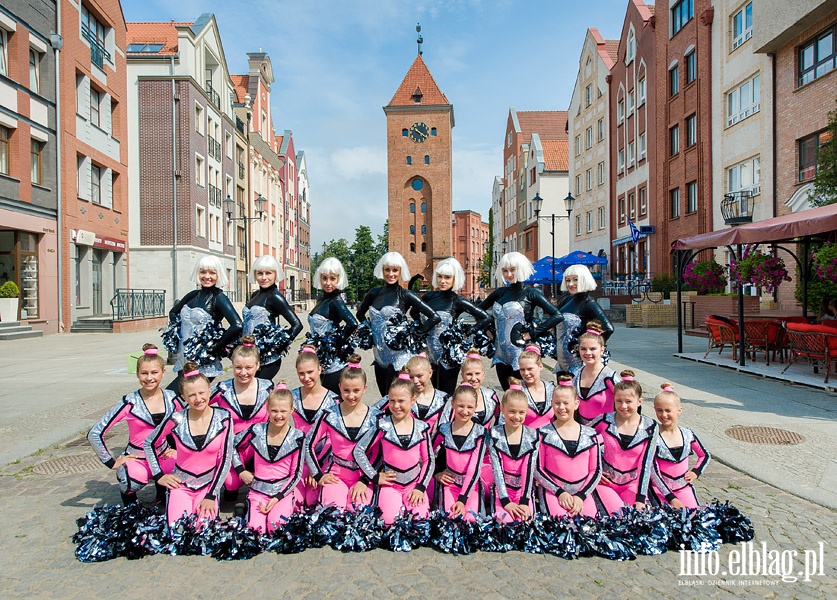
[409,122,429,143]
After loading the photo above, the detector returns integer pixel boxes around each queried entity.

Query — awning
[612,233,648,246]
[671,203,837,250]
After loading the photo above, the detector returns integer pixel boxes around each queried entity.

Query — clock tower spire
[383,53,454,287]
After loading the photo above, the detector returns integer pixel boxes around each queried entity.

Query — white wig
[374,251,411,282]
[314,257,349,290]
[495,252,534,283]
[433,257,465,291]
[250,255,284,284]
[191,254,229,289]
[561,264,597,293]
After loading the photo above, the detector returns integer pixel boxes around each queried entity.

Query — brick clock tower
[384,54,454,286]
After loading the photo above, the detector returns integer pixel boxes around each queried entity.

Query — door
[92,249,104,314]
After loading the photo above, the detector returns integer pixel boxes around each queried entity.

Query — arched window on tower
[431,127,437,136]
[421,242,426,252]
[424,155,430,164]
[421,202,426,213]
[406,156,412,165]
[421,225,426,235]
[410,202,415,213]
[410,242,416,252]
[402,129,408,137]
[410,225,415,235]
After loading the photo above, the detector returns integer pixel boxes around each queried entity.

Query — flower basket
[683,260,727,295]
[729,246,790,294]
[812,242,837,284]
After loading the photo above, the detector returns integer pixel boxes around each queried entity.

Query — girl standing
[432,384,486,520]
[651,383,711,509]
[439,350,500,429]
[517,344,555,429]
[555,264,614,373]
[88,344,181,506]
[353,373,435,525]
[356,252,440,395]
[209,335,273,501]
[486,378,539,522]
[243,256,303,381]
[591,370,659,511]
[309,257,359,394]
[417,258,489,395]
[305,356,381,510]
[146,363,234,526]
[479,252,563,390]
[167,255,243,389]
[235,384,305,532]
[573,321,621,425]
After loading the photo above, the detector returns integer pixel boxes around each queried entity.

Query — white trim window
[585,84,593,107]
[617,100,625,123]
[618,149,625,173]
[598,161,605,185]
[598,206,606,229]
[29,48,41,93]
[628,141,635,166]
[0,29,8,77]
[586,210,593,233]
[574,135,581,156]
[638,78,646,106]
[597,117,604,141]
[686,181,698,214]
[686,114,697,147]
[196,205,206,238]
[586,126,593,149]
[575,174,582,196]
[732,2,753,50]
[195,154,205,186]
[726,74,760,127]
[727,156,761,195]
[586,168,593,191]
[638,132,646,160]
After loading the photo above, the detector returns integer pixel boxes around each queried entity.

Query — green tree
[351,225,378,303]
[375,220,389,256]
[812,99,837,206]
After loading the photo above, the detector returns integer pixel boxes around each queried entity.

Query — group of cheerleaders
[88,250,711,535]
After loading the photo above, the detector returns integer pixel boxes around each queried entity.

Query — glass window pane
[733,12,743,38]
[801,43,814,70]
[753,75,760,104]
[818,32,833,60]
[745,3,752,29]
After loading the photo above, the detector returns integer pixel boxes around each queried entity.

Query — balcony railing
[208,184,222,207]
[110,288,166,321]
[82,25,111,69]
[205,81,220,108]
[208,136,222,161]
[235,116,245,134]
[238,161,245,178]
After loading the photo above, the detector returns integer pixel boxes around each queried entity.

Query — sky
[124,0,634,251]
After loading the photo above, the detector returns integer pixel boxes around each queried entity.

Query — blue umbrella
[526,257,563,285]
[554,251,608,267]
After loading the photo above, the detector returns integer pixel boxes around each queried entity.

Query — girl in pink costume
[292,346,339,507]
[651,382,711,509]
[353,373,435,525]
[432,383,487,521]
[209,335,273,501]
[573,321,621,425]
[305,355,381,511]
[147,363,234,526]
[535,373,622,518]
[235,383,305,532]
[518,345,555,429]
[373,354,447,433]
[438,349,500,429]
[591,370,659,512]
[88,344,182,506]
[486,378,539,522]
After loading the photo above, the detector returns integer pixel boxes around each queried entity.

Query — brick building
[0,2,59,332]
[610,0,656,278]
[62,0,129,328]
[384,54,454,284]
[452,210,488,299]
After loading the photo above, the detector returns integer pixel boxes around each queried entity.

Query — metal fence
[110,289,166,321]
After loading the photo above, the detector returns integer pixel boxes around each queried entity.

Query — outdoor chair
[743,319,784,366]
[704,315,740,361]
[782,322,837,383]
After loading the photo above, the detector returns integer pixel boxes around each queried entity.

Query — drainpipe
[171,55,178,301]
[51,6,63,332]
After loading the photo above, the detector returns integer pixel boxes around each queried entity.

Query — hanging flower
[683,260,727,294]
[729,246,790,294]
[812,242,837,284]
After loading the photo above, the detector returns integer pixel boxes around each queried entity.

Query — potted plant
[729,246,791,294]
[683,259,727,294]
[812,242,837,284]
[0,281,20,322]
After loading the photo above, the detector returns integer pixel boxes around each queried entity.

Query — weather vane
[416,23,423,56]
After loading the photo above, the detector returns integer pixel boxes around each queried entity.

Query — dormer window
[411,86,423,104]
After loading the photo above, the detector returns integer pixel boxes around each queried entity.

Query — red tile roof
[387,55,450,106]
[604,40,620,66]
[231,75,249,103]
[516,111,568,142]
[126,21,190,56]
[542,139,569,171]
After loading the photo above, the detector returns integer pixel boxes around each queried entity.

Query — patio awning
[671,203,837,250]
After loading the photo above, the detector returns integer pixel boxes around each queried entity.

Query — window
[421,202,426,213]
[575,215,582,236]
[225,132,233,158]
[597,118,604,141]
[626,29,636,63]
[638,78,646,106]
[195,154,205,186]
[29,49,40,93]
[799,132,829,182]
[424,155,430,164]
[617,100,625,123]
[629,192,636,220]
[195,104,204,134]
[421,225,426,235]
[639,187,647,216]
[574,174,582,195]
[410,242,416,252]
[618,196,626,224]
[91,164,101,205]
[431,128,437,136]
[530,167,536,185]
[574,135,581,156]
[410,225,415,235]
[686,181,698,213]
[402,129,408,137]
[421,242,426,252]
[585,84,593,107]
[686,114,697,147]
[618,149,625,173]
[586,168,592,191]
[726,74,761,126]
[670,125,680,156]
[670,188,681,218]
[685,51,696,83]
[638,132,646,159]
[31,140,43,184]
[628,141,635,166]
[728,156,762,192]
[409,202,415,213]
[598,161,605,185]
[598,206,606,229]
[196,205,206,237]
[0,29,7,76]
[671,0,694,36]
[90,88,100,127]
[732,2,753,50]
[586,211,593,233]
[670,65,679,96]
[799,25,836,86]
[627,91,634,114]
[586,127,593,149]
[0,126,8,175]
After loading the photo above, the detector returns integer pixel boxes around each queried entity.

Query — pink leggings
[224,447,253,493]
[439,484,480,522]
[118,456,175,493]
[319,467,372,511]
[541,491,600,518]
[295,464,319,508]
[166,486,217,526]
[492,487,532,523]
[377,484,429,525]
[653,483,701,509]
[595,481,631,514]
[247,490,295,533]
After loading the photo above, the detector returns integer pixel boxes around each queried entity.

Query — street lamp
[224,193,267,297]
[533,192,575,298]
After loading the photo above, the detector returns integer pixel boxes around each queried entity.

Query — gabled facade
[452,209,488,299]
[296,150,311,297]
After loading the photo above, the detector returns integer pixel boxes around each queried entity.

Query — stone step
[0,321,22,329]
[70,323,114,333]
[0,329,43,340]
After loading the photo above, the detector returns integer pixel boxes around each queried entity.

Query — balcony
[208,136,222,161]
[208,184,222,207]
[205,81,220,109]
[82,25,111,70]
[235,117,245,134]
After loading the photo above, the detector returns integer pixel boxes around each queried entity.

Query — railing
[235,117,245,134]
[285,288,314,303]
[238,161,245,178]
[238,242,247,261]
[205,81,220,108]
[208,183,222,207]
[110,289,166,321]
[208,136,222,161]
[82,25,111,69]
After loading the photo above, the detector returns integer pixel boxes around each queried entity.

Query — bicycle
[628,279,664,304]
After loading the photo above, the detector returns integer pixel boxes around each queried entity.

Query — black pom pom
[303,324,356,371]
[182,321,226,367]
[438,322,471,367]
[382,313,427,354]
[73,503,160,562]
[205,516,262,561]
[473,514,517,553]
[353,321,374,350]
[250,323,293,363]
[329,505,385,553]
[428,511,479,555]
[383,510,431,552]
[160,318,181,353]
